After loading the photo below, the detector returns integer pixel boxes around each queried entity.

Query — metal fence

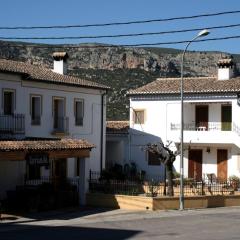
[0,114,25,134]
[4,177,80,212]
[89,171,240,197]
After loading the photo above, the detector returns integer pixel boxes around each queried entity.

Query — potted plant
[229,175,240,191]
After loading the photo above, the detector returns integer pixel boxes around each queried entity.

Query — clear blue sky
[1,0,240,53]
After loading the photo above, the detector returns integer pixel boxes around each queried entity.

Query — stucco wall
[130,94,240,178]
[0,74,105,172]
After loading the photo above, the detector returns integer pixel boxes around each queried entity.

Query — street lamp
[179,29,210,211]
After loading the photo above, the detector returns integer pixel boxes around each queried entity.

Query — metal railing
[24,176,79,192]
[53,116,69,134]
[0,114,25,134]
[89,171,239,197]
[171,122,232,131]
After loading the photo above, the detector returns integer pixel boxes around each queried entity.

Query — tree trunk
[166,162,174,196]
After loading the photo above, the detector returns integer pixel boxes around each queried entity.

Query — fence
[0,114,25,134]
[4,177,80,212]
[89,171,240,197]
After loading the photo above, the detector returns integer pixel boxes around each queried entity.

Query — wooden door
[217,149,228,180]
[221,105,232,131]
[196,105,208,130]
[52,158,67,188]
[188,150,202,181]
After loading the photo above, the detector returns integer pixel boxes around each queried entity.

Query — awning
[0,139,95,161]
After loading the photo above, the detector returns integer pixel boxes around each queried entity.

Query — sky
[1,0,240,53]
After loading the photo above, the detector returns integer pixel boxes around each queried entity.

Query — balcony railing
[171,122,232,131]
[0,114,25,134]
[52,116,69,134]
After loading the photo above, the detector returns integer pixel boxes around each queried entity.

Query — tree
[146,142,176,196]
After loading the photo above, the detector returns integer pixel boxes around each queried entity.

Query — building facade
[128,58,240,180]
[0,53,109,204]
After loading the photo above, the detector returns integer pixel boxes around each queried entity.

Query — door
[53,98,65,130]
[188,150,202,181]
[52,158,67,188]
[221,105,232,131]
[217,149,228,180]
[4,91,14,115]
[196,105,208,130]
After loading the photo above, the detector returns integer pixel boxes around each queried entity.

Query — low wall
[86,193,240,210]
[86,193,153,210]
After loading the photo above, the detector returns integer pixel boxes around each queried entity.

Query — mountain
[0,41,239,120]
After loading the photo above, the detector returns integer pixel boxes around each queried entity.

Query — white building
[0,53,109,204]
[128,57,240,180]
[106,121,162,179]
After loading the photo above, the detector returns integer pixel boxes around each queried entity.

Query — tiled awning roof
[0,58,109,90]
[106,121,129,134]
[127,76,240,95]
[0,139,94,151]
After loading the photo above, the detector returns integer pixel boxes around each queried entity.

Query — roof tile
[0,58,109,90]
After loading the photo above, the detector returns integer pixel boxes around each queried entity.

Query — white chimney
[217,57,234,80]
[53,52,69,75]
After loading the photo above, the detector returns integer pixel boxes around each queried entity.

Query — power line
[0,23,240,40]
[0,10,240,30]
[1,35,240,49]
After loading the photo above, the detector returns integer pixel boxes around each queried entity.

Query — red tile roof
[128,76,240,95]
[0,58,109,90]
[106,121,129,133]
[0,139,94,151]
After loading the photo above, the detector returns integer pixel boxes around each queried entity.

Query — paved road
[1,207,240,240]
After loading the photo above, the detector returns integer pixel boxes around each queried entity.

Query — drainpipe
[100,91,106,172]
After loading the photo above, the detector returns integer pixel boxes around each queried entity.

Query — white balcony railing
[170,122,232,131]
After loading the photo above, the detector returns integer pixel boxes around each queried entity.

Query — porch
[0,139,94,210]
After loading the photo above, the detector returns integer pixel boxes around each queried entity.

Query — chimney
[217,57,234,80]
[52,52,69,75]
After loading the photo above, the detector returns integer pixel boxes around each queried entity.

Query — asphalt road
[1,207,240,240]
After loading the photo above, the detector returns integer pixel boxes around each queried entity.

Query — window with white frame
[74,99,84,126]
[30,95,42,125]
[133,109,145,124]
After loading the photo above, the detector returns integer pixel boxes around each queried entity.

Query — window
[133,110,145,124]
[148,151,161,166]
[74,99,84,126]
[3,89,15,115]
[28,164,41,180]
[30,95,42,125]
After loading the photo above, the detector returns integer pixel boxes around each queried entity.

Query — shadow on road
[0,224,141,240]
[0,207,115,224]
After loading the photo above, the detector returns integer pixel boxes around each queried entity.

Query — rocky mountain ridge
[0,41,239,119]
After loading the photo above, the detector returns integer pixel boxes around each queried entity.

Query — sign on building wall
[27,153,49,166]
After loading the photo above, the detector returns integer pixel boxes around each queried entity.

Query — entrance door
[188,150,202,181]
[217,149,228,180]
[52,158,67,188]
[196,105,208,130]
[221,105,232,131]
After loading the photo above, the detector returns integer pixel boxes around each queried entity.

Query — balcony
[170,122,232,132]
[52,117,69,135]
[168,121,234,145]
[0,114,25,134]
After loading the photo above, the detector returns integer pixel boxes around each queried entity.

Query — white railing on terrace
[233,122,240,136]
[171,122,232,131]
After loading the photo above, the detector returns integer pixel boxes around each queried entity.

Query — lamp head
[197,29,210,37]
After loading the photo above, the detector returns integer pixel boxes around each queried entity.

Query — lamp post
[179,29,210,211]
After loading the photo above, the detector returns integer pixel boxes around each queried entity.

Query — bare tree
[147,142,176,196]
